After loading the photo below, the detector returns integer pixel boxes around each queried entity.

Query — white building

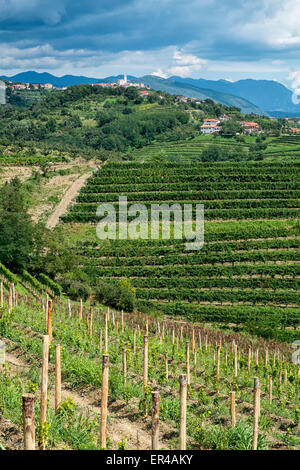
[118,74,128,86]
[200,124,221,135]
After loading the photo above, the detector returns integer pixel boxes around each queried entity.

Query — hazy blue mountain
[138,75,265,115]
[169,76,299,115]
[0,71,136,87]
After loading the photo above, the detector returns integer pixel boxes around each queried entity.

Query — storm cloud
[0,0,299,84]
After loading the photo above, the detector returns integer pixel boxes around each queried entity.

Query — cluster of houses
[6,82,57,91]
[200,116,261,135]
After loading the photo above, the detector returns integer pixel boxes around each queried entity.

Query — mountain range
[1,70,298,116]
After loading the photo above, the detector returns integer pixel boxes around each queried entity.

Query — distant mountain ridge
[168,76,299,116]
[1,70,298,116]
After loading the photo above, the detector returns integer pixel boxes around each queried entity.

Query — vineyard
[0,289,299,450]
[130,135,300,162]
[61,161,300,342]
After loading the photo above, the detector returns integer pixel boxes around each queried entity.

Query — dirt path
[46,171,93,230]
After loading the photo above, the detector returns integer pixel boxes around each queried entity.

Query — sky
[0,0,300,93]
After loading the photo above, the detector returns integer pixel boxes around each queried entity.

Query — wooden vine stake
[22,394,36,450]
[216,345,221,381]
[234,343,238,378]
[179,374,187,450]
[165,351,169,381]
[99,329,103,351]
[8,284,12,313]
[186,341,190,385]
[40,335,49,450]
[152,391,160,450]
[143,335,149,391]
[55,344,61,412]
[192,328,195,355]
[68,298,72,318]
[252,377,260,450]
[47,300,52,345]
[89,309,93,338]
[230,391,236,427]
[121,310,124,333]
[248,347,251,374]
[100,354,109,449]
[104,312,108,352]
[269,375,273,405]
[198,331,202,350]
[122,346,127,385]
[133,327,137,354]
[0,280,3,308]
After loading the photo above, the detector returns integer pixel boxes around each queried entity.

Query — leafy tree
[0,177,45,272]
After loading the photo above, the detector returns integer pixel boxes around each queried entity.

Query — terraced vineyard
[61,161,300,341]
[130,135,300,162]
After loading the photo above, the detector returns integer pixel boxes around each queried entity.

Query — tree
[0,177,45,272]
[221,120,243,136]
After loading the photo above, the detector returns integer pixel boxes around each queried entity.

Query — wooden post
[0,280,3,308]
[172,327,175,345]
[8,284,12,313]
[79,298,83,321]
[205,334,208,351]
[284,369,287,386]
[192,329,195,355]
[230,391,236,427]
[269,375,273,405]
[12,283,16,307]
[179,374,187,450]
[99,329,103,351]
[186,341,190,385]
[133,327,137,354]
[216,345,221,381]
[47,300,52,345]
[86,310,89,334]
[248,347,251,374]
[165,351,169,381]
[252,377,260,450]
[255,348,259,366]
[145,319,149,335]
[68,298,72,318]
[121,310,124,333]
[100,354,109,449]
[55,344,61,412]
[143,335,148,391]
[22,394,36,450]
[123,347,127,385]
[198,331,202,350]
[265,348,268,367]
[40,335,49,449]
[104,312,108,352]
[152,391,160,450]
[234,344,238,378]
[115,319,119,335]
[89,309,93,338]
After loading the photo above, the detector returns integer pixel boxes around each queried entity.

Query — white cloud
[151,68,169,78]
[287,71,300,104]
